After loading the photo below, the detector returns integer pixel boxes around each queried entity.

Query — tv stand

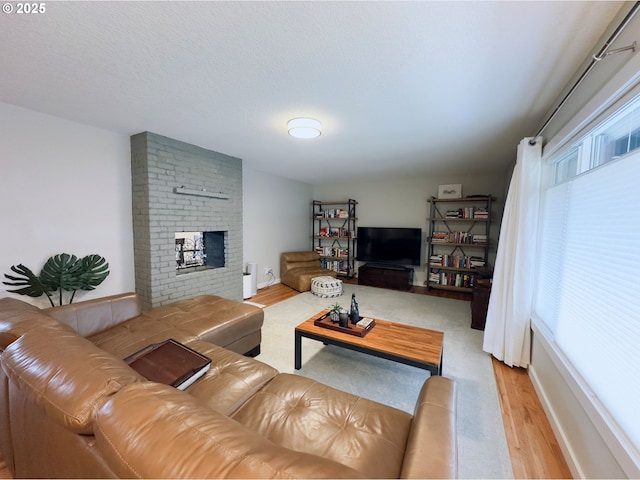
[364,263,407,271]
[358,264,413,290]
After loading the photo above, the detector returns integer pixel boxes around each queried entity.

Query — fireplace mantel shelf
[173,187,229,200]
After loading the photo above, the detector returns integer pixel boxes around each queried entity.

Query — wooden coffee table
[294,310,444,375]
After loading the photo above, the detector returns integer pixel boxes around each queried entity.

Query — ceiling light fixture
[288,117,322,139]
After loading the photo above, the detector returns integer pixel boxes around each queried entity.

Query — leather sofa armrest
[95,382,364,479]
[2,325,144,434]
[400,376,458,479]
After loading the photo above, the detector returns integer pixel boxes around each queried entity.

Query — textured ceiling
[0,1,626,184]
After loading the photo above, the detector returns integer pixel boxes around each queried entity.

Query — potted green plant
[3,253,110,307]
[328,302,349,327]
[328,302,342,322]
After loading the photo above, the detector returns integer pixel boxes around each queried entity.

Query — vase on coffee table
[339,309,349,328]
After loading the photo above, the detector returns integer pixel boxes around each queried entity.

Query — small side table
[471,278,492,330]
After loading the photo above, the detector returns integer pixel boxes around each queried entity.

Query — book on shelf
[473,208,489,218]
[443,207,479,218]
[317,227,351,238]
[430,254,485,269]
[430,254,443,266]
[472,234,487,243]
[319,208,349,219]
[321,259,349,274]
[469,256,485,267]
[430,272,475,288]
[432,231,477,244]
[316,246,349,257]
[124,339,211,390]
[432,232,448,242]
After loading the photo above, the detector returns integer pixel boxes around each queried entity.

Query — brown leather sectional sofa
[0,292,458,478]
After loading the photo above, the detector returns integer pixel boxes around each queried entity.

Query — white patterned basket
[311,276,343,298]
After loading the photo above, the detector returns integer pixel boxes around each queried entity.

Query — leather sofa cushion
[1,325,144,434]
[87,313,198,359]
[157,296,263,346]
[88,295,263,358]
[283,267,335,292]
[181,340,278,415]
[231,373,412,479]
[45,292,141,338]
[95,382,363,479]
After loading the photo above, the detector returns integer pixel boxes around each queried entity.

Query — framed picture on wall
[438,184,462,199]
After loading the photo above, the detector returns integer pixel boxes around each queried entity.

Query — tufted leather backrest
[95,382,363,479]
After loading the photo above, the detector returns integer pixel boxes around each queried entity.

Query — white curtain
[482,137,542,368]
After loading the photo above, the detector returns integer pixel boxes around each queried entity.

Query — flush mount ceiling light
[287,117,322,139]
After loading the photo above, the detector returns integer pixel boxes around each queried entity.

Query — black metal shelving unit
[427,196,493,292]
[312,199,357,278]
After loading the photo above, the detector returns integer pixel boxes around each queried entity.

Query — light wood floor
[0,282,571,479]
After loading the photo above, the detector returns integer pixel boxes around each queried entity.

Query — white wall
[313,173,505,285]
[243,166,313,288]
[0,102,134,306]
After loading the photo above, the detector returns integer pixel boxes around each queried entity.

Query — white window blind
[534,182,568,332]
[535,152,640,452]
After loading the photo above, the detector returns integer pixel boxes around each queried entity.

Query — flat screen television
[356,227,422,266]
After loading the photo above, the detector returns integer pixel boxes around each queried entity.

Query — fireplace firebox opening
[175,231,226,273]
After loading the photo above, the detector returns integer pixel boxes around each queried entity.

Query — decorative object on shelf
[3,253,110,306]
[438,184,463,199]
[349,293,359,324]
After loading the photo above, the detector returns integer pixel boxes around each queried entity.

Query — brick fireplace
[130,132,243,309]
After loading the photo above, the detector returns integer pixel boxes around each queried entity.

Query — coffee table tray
[313,312,375,337]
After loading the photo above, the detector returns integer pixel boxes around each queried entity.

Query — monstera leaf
[78,254,110,291]
[40,253,85,291]
[2,264,53,305]
[3,253,110,306]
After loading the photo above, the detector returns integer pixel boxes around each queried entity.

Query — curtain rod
[529,1,640,146]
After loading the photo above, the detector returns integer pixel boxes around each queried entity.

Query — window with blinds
[533,95,640,458]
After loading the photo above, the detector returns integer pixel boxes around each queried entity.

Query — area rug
[255,283,513,479]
